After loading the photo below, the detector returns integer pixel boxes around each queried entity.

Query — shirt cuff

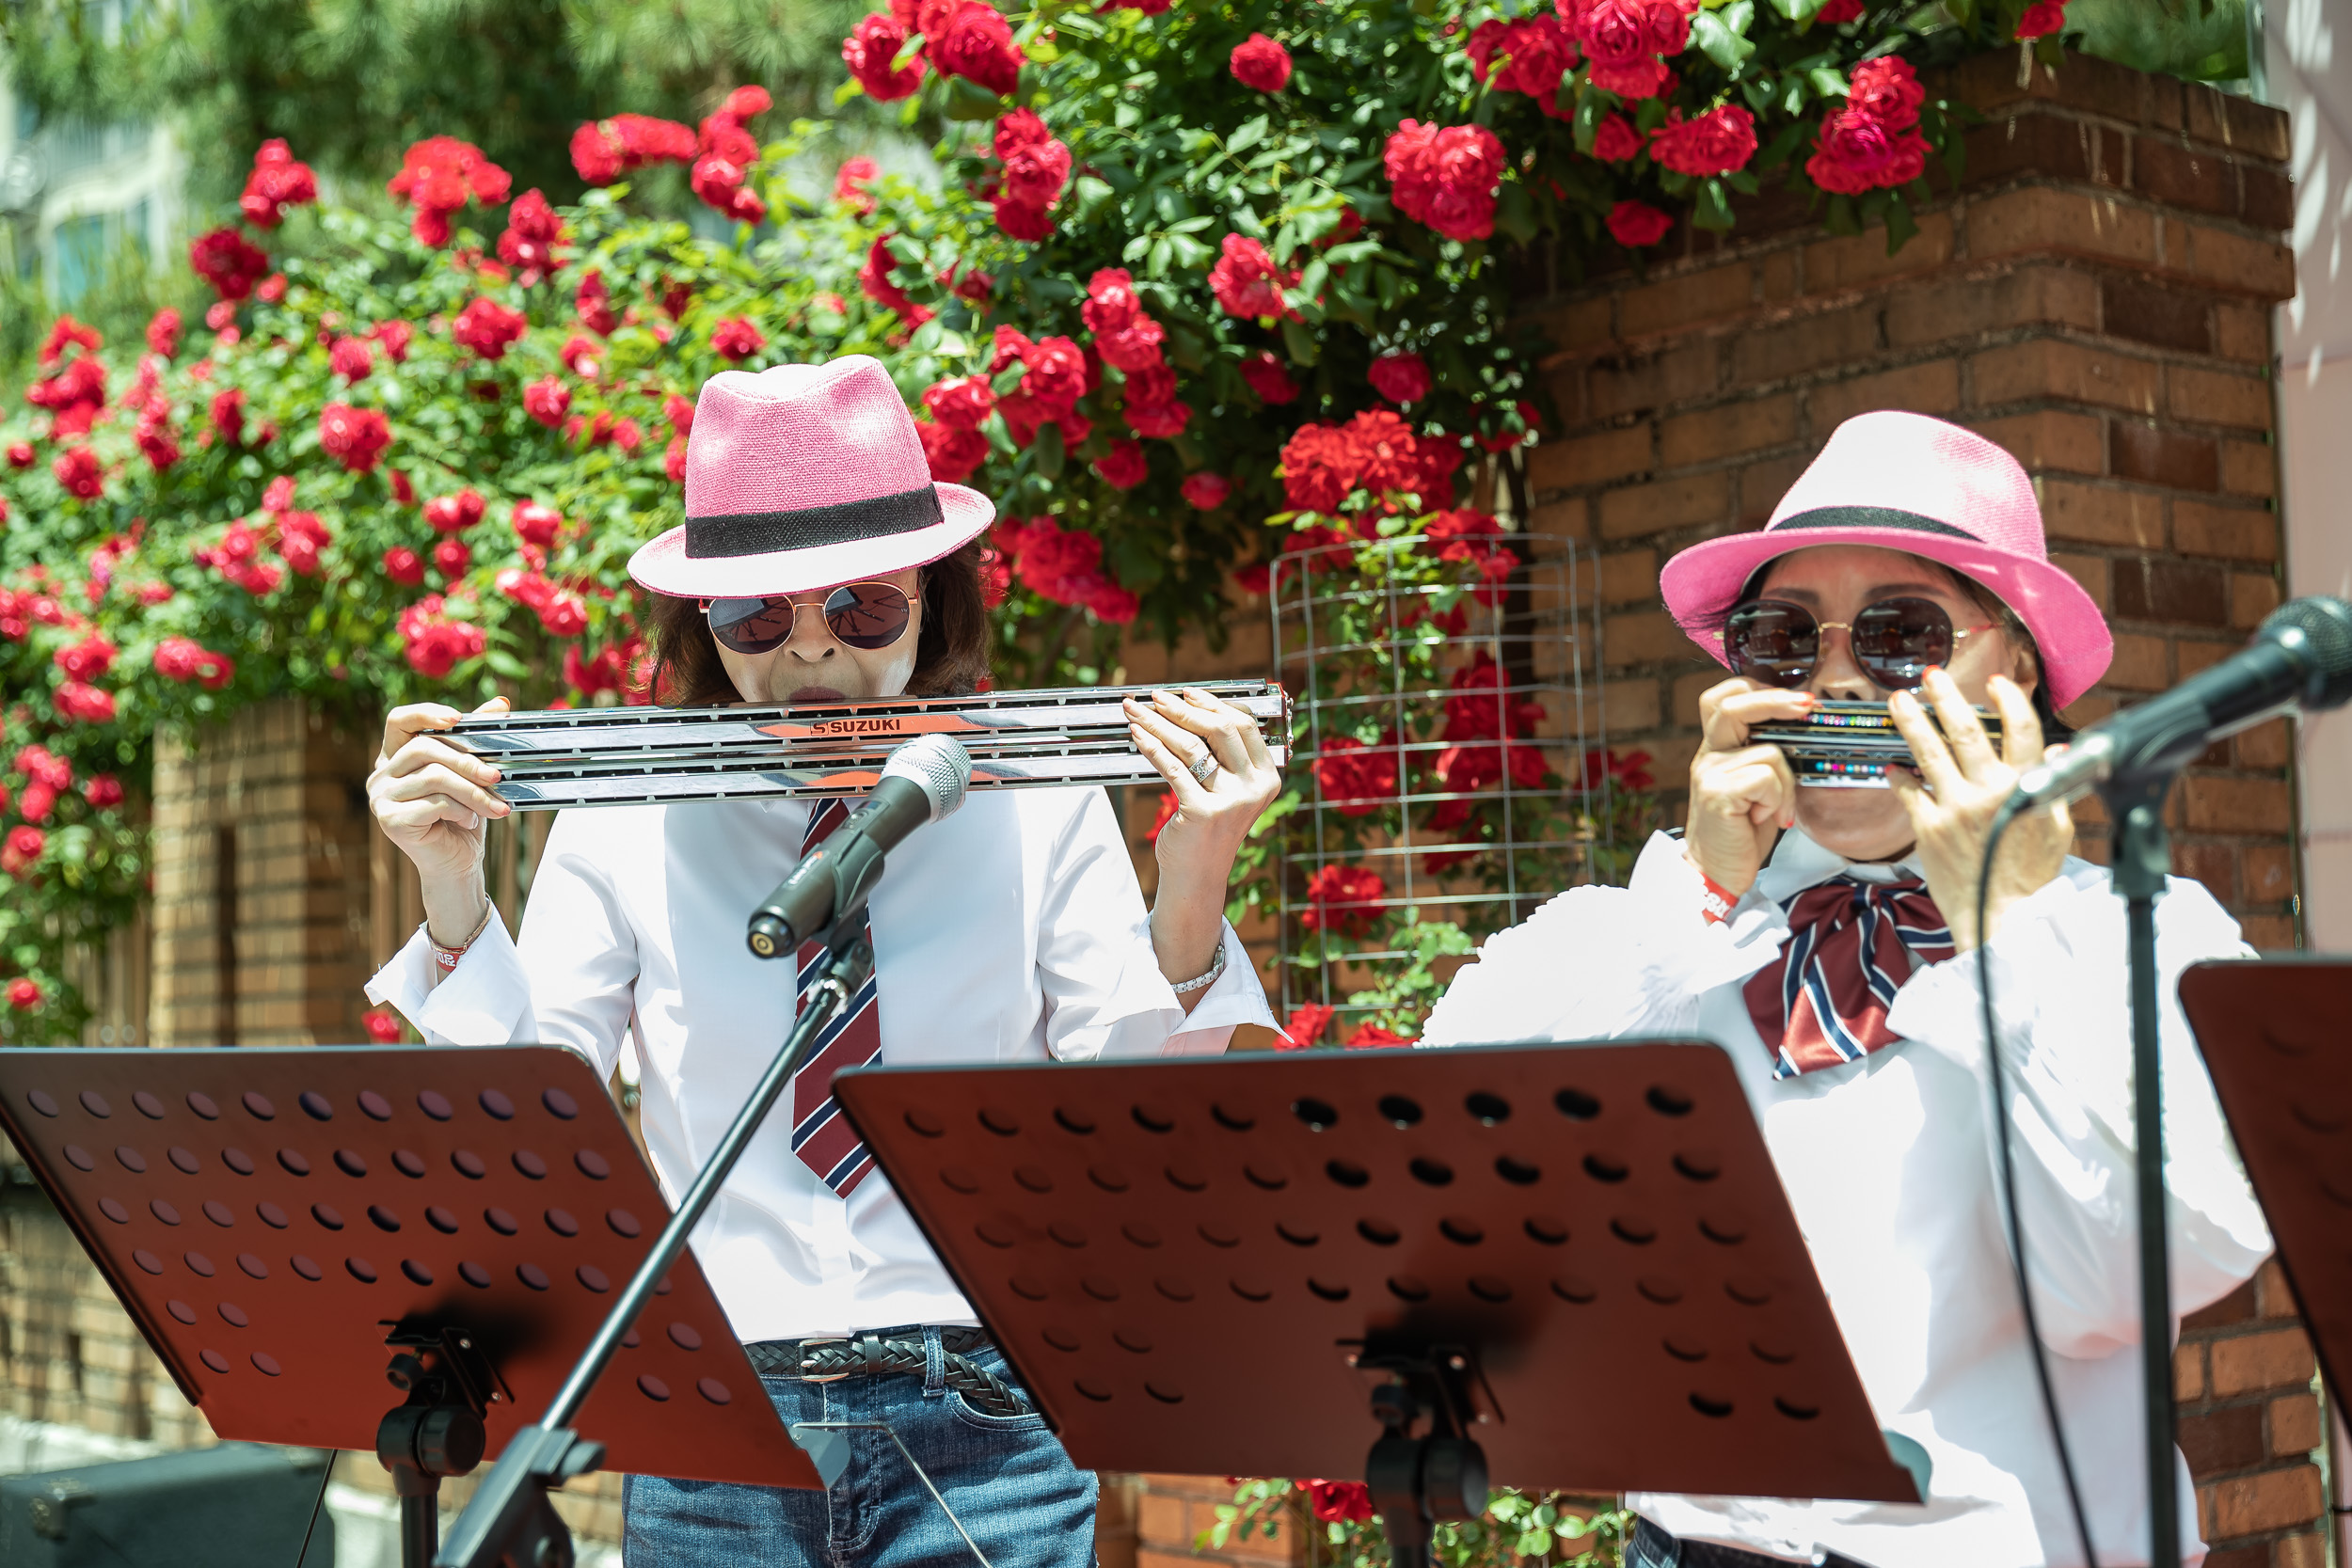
[361,908,531,1047]
[1624,832,1792,991]
[1074,917,1275,1060]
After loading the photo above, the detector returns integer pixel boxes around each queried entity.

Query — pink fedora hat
[628,355,993,599]
[1658,410,2112,709]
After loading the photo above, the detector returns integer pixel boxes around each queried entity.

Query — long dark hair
[645,542,993,707]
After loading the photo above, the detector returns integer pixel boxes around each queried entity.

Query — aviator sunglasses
[1722,595,1994,692]
[703,582,921,655]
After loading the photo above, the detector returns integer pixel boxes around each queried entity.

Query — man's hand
[1887,670,2072,952]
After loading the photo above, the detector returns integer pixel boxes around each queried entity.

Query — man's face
[710,566,926,705]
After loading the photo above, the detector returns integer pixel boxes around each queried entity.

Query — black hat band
[685,485,945,559]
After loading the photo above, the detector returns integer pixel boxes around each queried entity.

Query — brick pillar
[148,699,379,1047]
[1519,45,2315,1567]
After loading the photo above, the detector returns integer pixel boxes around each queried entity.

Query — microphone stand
[2105,770,2180,1568]
[436,916,875,1568]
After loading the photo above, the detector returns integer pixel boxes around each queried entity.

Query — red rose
[54,634,116,681]
[1180,472,1231,509]
[52,447,103,499]
[1125,398,1190,438]
[720,86,771,119]
[319,403,391,472]
[993,198,1054,241]
[424,488,485,534]
[1369,351,1432,406]
[362,1008,403,1043]
[1279,423,1355,514]
[1276,1005,1335,1050]
[239,138,317,229]
[1590,112,1642,164]
[918,420,991,483]
[1239,352,1300,405]
[1345,1022,1413,1048]
[384,546,426,586]
[189,227,270,301]
[711,316,767,361]
[1468,15,1575,111]
[512,500,564,547]
[397,595,488,680]
[146,308,182,358]
[923,375,996,432]
[1345,406,1423,496]
[842,12,928,101]
[1230,33,1293,92]
[55,681,115,723]
[1384,119,1507,242]
[1300,863,1386,936]
[330,336,374,381]
[1091,321,1164,374]
[273,510,331,577]
[1314,734,1399,816]
[524,376,571,427]
[1564,0,1692,98]
[496,188,566,277]
[574,270,616,336]
[1080,267,1143,334]
[433,538,471,577]
[6,441,32,469]
[1847,55,1928,125]
[387,135,510,245]
[6,978,40,1009]
[1815,0,1863,18]
[933,2,1023,95]
[860,235,916,313]
[83,774,124,809]
[1092,439,1149,490]
[1650,103,1756,177]
[1607,198,1675,247]
[374,320,414,362]
[834,156,879,214]
[1208,232,1296,319]
[2016,0,2066,37]
[570,114,697,183]
[451,296,527,358]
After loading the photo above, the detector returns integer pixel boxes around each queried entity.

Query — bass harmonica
[450,680,1291,811]
[1749,699,2006,789]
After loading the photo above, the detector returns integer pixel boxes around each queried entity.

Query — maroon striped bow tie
[787,798,885,1196]
[1742,875,1955,1081]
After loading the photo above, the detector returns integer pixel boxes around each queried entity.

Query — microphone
[745,734,971,958]
[2010,595,2352,808]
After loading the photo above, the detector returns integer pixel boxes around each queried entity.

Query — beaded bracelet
[1169,937,1228,994]
[429,903,498,973]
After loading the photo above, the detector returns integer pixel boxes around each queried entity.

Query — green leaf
[1809,65,1849,97]
[941,75,1006,119]
[1883,191,1919,256]
[1494,182,1535,244]
[1824,193,1861,235]
[1572,87,1605,154]
[1147,235,1174,277]
[1228,115,1270,156]
[486,651,529,679]
[1692,178,1735,231]
[1033,420,1065,479]
[1692,10,1756,71]
[1280,315,1321,366]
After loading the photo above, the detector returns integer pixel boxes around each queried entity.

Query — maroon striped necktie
[787,798,884,1196]
[1741,875,1955,1081]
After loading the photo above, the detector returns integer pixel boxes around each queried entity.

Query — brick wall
[1521,48,2300,946]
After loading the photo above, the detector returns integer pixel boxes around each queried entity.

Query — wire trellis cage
[1264,526,1648,1040]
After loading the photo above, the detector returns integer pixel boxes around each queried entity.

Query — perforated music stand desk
[0,1046,820,1490]
[2180,958,2352,1406]
[835,1038,1918,1502]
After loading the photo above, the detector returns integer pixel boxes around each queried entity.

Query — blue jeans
[622,1331,1098,1568]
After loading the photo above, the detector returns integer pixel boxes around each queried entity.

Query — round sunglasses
[1722,595,1994,692]
[703,582,921,656]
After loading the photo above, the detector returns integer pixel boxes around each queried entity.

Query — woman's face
[712,566,925,705]
[1750,545,2036,860]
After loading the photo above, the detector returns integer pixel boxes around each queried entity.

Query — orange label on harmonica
[755,714,990,740]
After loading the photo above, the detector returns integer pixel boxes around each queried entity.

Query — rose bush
[0,1,2060,1037]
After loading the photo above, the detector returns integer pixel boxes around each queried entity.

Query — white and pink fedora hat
[1659,410,2112,709]
[628,355,994,599]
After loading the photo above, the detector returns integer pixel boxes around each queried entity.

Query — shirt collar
[1754,825,1927,905]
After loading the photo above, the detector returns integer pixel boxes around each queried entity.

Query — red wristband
[1696,868,1740,926]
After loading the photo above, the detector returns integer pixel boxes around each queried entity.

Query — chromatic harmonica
[450,680,1291,811]
[1749,699,2006,789]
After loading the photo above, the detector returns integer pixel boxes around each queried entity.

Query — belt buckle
[796,1335,853,1383]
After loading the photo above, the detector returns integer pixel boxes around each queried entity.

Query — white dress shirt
[366,786,1272,1343]
[1422,829,2272,1568]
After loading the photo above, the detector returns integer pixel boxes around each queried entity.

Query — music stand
[2179,958,2352,1402]
[0,1046,819,1567]
[835,1038,1918,1566]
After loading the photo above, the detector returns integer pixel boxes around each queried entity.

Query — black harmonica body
[1750,700,2005,789]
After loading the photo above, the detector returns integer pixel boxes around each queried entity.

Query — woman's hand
[1124,688,1284,1001]
[1686,677,1812,899]
[1887,670,2072,952]
[368,696,512,945]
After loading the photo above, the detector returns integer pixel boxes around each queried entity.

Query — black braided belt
[743,1326,1032,1419]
